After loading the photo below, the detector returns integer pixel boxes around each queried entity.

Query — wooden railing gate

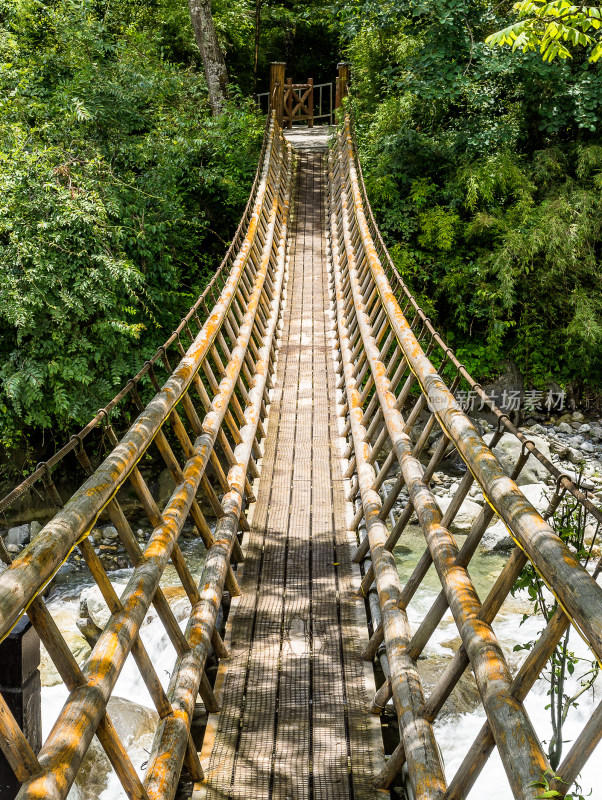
[284,78,314,128]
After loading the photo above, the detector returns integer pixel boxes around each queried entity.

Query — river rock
[483,432,552,486]
[417,654,481,717]
[40,605,91,687]
[558,422,573,434]
[101,525,119,541]
[580,441,595,453]
[558,469,595,490]
[76,617,103,649]
[157,468,176,509]
[435,496,483,534]
[572,411,585,423]
[550,440,569,458]
[71,697,158,800]
[481,520,514,552]
[80,583,128,630]
[568,447,584,465]
[29,521,42,540]
[6,523,30,547]
[143,585,192,628]
[89,529,102,544]
[584,523,601,552]
[162,586,191,621]
[518,483,550,514]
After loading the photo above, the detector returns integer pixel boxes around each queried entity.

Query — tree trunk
[253,0,262,98]
[188,0,229,115]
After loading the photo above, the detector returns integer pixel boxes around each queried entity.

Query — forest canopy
[341,0,602,396]
[0,0,601,468]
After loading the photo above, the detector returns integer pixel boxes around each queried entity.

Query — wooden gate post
[307,78,314,128]
[286,77,293,128]
[335,62,350,109]
[0,617,41,799]
[269,62,285,127]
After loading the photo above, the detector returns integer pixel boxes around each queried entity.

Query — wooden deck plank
[201,145,384,800]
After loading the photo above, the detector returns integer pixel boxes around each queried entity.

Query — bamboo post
[336,62,350,108]
[269,61,285,127]
[0,617,41,798]
[286,77,293,128]
[307,78,314,128]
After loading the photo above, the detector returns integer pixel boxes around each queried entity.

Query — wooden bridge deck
[199,143,384,799]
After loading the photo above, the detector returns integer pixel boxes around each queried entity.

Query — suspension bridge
[0,65,601,800]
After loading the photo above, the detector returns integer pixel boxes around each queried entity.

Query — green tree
[188,0,230,113]
[0,0,263,458]
[334,0,602,396]
[486,1,602,63]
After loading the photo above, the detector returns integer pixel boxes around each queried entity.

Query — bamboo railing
[0,95,601,800]
[0,113,293,800]
[327,115,602,800]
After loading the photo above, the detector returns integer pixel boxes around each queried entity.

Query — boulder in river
[481,484,548,552]
[518,482,550,514]
[30,521,43,540]
[70,697,158,800]
[79,583,128,630]
[101,525,119,542]
[481,520,514,553]
[568,447,584,465]
[483,432,552,486]
[435,495,483,534]
[417,654,481,718]
[40,604,91,687]
[6,523,30,548]
[550,440,569,458]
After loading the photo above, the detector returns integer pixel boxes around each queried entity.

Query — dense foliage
[2,0,601,465]
[216,0,340,94]
[338,0,602,396]
[0,0,264,454]
[487,0,602,63]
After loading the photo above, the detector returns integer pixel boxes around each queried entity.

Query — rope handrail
[347,110,602,529]
[0,112,293,800]
[328,113,602,800]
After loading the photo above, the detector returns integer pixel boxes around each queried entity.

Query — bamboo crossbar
[327,115,602,800]
[0,113,293,800]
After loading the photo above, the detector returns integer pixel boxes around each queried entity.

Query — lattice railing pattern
[0,114,293,800]
[327,116,602,800]
[284,79,314,128]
